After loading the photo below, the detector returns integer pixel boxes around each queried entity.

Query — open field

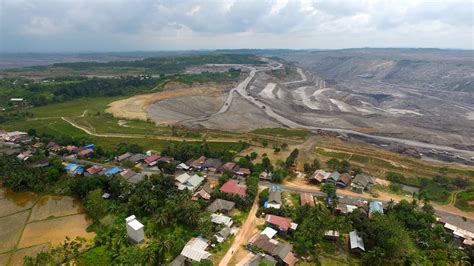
[0,186,94,265]
[106,81,233,121]
[0,211,30,253]
[29,196,85,222]
[18,214,94,248]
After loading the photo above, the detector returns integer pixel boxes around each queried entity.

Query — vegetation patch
[455,187,474,212]
[252,128,309,139]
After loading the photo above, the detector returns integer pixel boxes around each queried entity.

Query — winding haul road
[199,62,474,159]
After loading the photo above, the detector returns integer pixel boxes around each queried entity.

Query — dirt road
[60,117,241,143]
[219,190,260,266]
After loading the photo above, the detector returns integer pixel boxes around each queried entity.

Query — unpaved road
[219,190,260,266]
[61,117,241,143]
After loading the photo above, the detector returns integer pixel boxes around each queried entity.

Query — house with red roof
[77,148,94,157]
[220,180,247,197]
[265,214,298,233]
[145,154,160,166]
[85,165,105,176]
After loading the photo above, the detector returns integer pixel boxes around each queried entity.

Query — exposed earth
[106,50,474,164]
[0,186,94,265]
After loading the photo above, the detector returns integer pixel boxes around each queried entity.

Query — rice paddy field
[0,185,95,265]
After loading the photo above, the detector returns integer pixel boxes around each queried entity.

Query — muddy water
[0,184,95,265]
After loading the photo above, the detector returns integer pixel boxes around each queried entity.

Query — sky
[0,0,473,52]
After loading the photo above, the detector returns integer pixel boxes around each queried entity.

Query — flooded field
[0,185,95,265]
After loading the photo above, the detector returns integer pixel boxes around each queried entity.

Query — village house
[220,179,247,196]
[308,169,330,184]
[65,163,84,176]
[215,227,232,243]
[1,131,29,143]
[351,174,375,193]
[125,215,145,243]
[77,148,94,157]
[336,173,352,188]
[211,213,233,227]
[265,214,298,233]
[104,166,122,176]
[437,216,474,246]
[171,237,211,265]
[46,142,62,152]
[206,198,236,213]
[326,171,340,183]
[85,165,105,176]
[324,230,340,241]
[248,234,298,266]
[190,155,207,170]
[66,145,78,154]
[234,167,251,177]
[202,158,222,172]
[157,156,174,164]
[144,154,160,166]
[300,192,315,207]
[369,201,384,217]
[116,152,133,162]
[193,184,213,200]
[349,231,365,253]
[17,150,32,161]
[121,170,145,184]
[219,162,236,173]
[175,173,204,192]
[259,170,272,181]
[127,154,147,164]
[176,162,190,171]
[261,227,278,239]
[245,253,277,266]
[266,189,282,209]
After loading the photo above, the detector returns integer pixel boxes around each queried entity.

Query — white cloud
[0,0,472,52]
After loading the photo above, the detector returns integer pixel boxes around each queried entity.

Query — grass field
[1,96,245,152]
[455,188,474,212]
[314,144,474,181]
[251,127,309,139]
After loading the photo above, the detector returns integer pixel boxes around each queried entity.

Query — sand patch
[29,195,85,222]
[106,82,229,121]
[0,211,29,253]
[18,214,95,249]
[0,198,35,218]
[259,83,276,99]
[10,243,49,265]
[0,253,11,265]
[146,94,226,124]
[466,112,474,121]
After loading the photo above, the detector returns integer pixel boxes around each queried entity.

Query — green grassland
[251,127,309,139]
[455,188,474,212]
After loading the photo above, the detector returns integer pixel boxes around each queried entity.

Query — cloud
[0,0,472,52]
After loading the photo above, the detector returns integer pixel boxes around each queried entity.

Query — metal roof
[349,231,365,251]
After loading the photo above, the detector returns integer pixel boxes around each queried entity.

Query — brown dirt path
[61,117,241,143]
[219,190,261,266]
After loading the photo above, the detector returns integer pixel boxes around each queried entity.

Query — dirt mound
[106,81,231,121]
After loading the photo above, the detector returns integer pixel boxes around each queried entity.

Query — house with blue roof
[65,163,84,176]
[105,167,122,176]
[369,201,384,217]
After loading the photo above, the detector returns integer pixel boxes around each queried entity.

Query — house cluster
[246,214,299,266]
[178,156,252,177]
[308,169,375,193]
[0,130,31,143]
[437,215,474,249]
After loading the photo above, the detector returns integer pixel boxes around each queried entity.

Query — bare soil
[0,211,29,253]
[10,244,49,265]
[29,196,85,222]
[106,82,231,121]
[18,214,95,249]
